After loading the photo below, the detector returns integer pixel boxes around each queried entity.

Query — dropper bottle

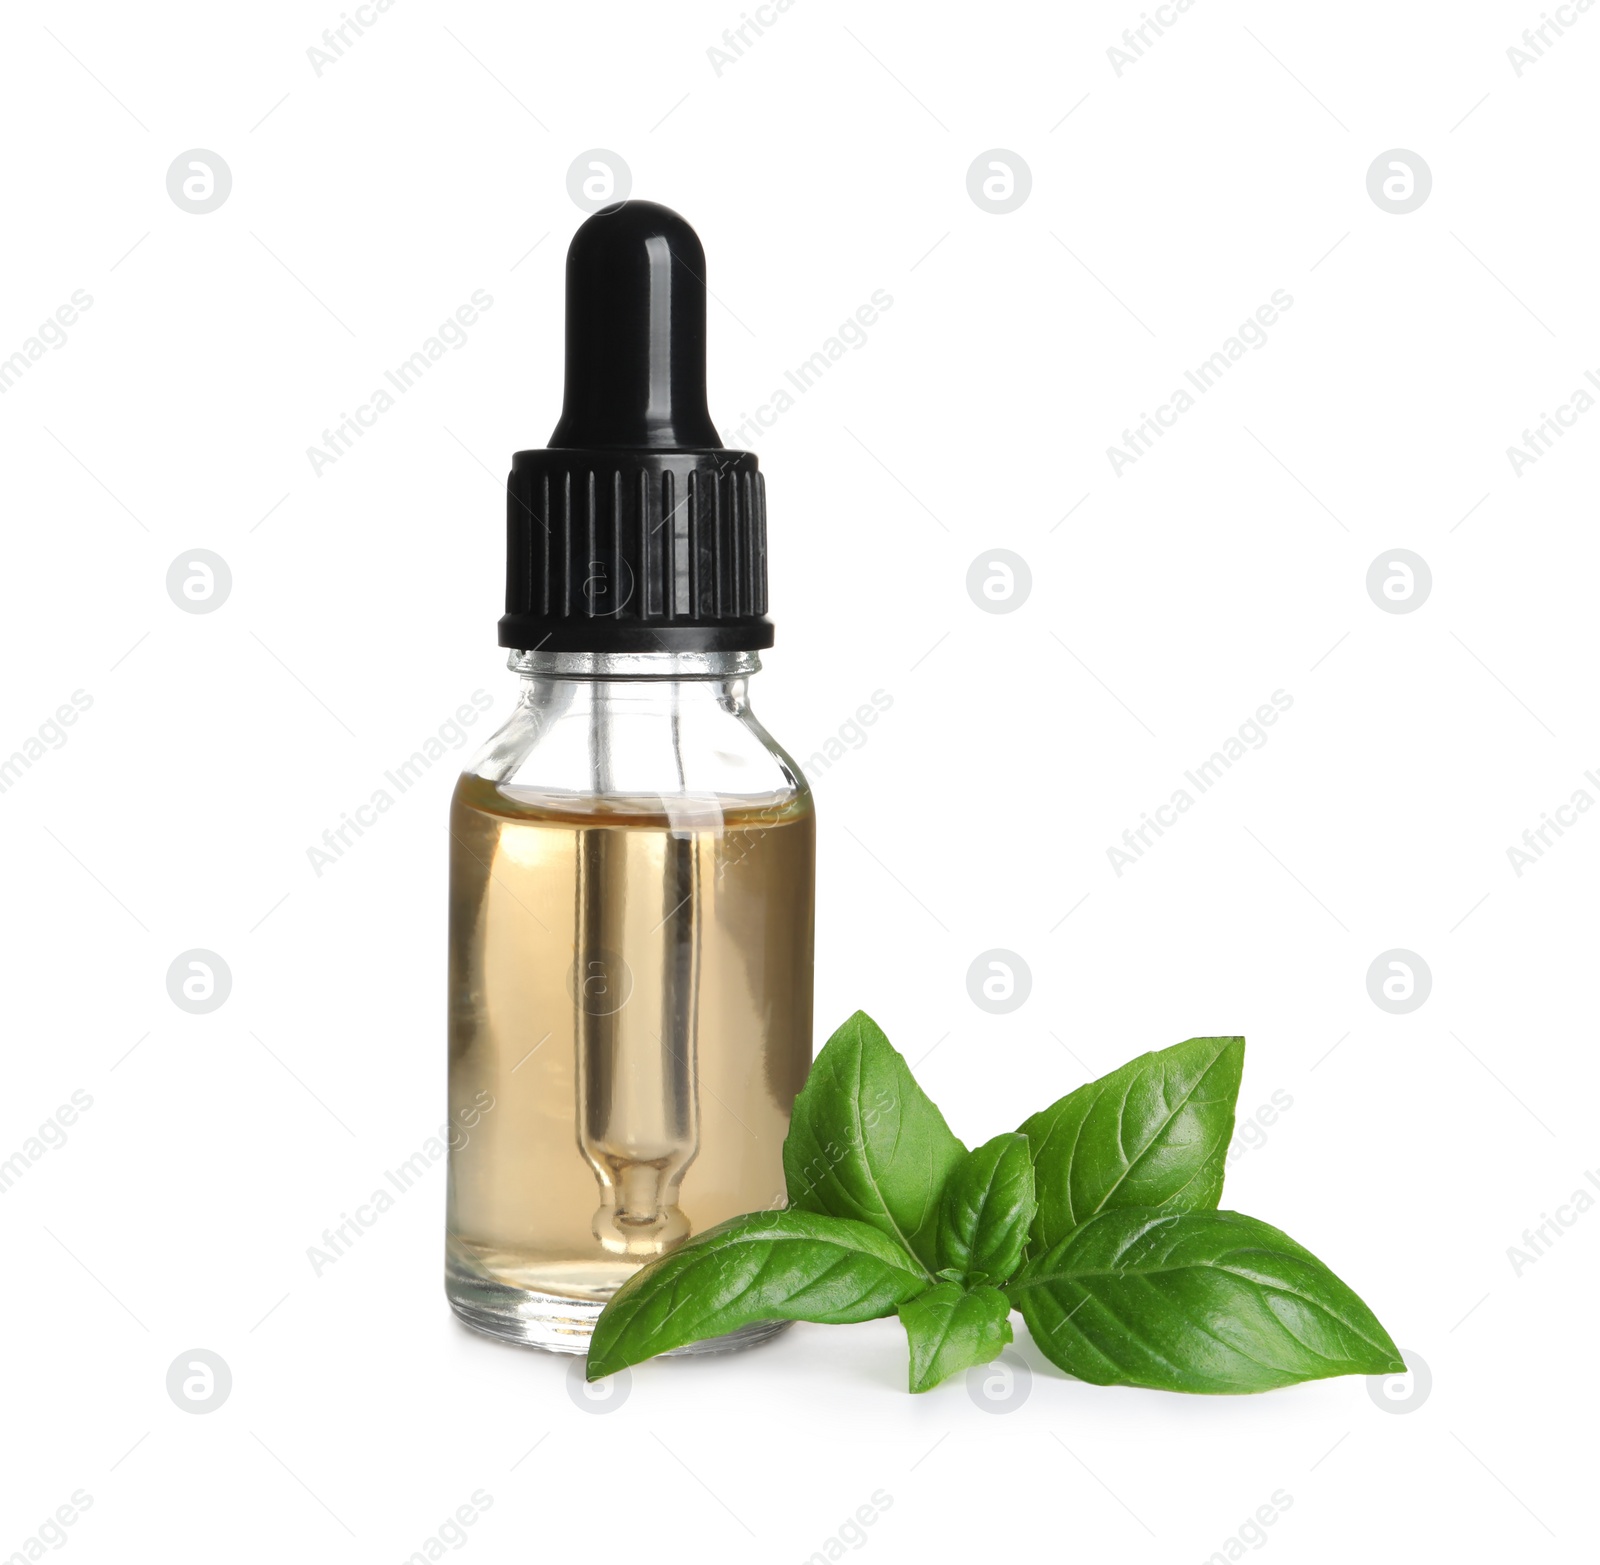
[445,201,815,1352]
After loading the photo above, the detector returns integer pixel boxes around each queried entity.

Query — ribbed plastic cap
[498,201,772,653]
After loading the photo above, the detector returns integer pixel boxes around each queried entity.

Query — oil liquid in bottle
[446,776,814,1341]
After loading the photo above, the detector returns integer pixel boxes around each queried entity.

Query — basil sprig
[587,1012,1404,1394]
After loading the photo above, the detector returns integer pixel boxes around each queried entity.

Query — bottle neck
[486,647,792,802]
[507,649,761,681]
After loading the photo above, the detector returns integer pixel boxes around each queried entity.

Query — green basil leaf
[898,1282,1014,1393]
[587,1209,928,1381]
[1009,1208,1405,1393]
[935,1132,1036,1284]
[1019,1035,1244,1250]
[783,1010,965,1272]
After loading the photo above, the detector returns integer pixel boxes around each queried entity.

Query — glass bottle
[444,201,815,1351]
[445,650,813,1348]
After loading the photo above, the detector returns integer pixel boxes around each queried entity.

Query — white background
[2,2,1595,1561]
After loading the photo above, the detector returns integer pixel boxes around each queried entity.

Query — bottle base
[446,1264,794,1358]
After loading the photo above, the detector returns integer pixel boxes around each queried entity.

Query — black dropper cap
[498,201,772,653]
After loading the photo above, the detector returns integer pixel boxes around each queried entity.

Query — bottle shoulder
[461,678,811,811]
